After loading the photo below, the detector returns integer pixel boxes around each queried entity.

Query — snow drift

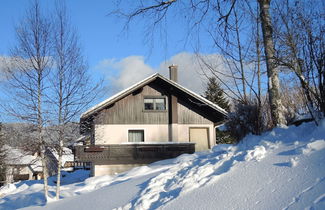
[0,120,324,210]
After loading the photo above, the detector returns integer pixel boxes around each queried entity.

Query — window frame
[128,129,145,142]
[143,96,167,112]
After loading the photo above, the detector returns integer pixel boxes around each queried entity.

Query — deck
[74,143,195,165]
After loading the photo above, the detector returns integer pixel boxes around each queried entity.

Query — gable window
[128,130,144,142]
[144,97,166,111]
[144,98,154,110]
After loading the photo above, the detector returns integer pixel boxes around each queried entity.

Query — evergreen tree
[204,77,230,112]
[204,78,235,144]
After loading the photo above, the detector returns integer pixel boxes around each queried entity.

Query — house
[3,146,56,184]
[75,65,227,176]
[45,147,75,171]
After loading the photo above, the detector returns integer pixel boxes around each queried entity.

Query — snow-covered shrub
[226,100,267,141]
[215,129,236,144]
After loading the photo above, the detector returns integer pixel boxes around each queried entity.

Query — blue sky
[0,0,274,123]
[0,0,219,97]
[1,0,229,123]
[0,0,195,69]
[1,0,267,118]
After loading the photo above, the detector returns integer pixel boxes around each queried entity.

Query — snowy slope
[0,121,324,210]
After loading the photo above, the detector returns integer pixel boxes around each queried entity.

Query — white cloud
[158,52,227,94]
[0,56,14,81]
[95,56,155,94]
[0,56,9,79]
[96,52,229,96]
[116,56,154,90]
[0,55,53,82]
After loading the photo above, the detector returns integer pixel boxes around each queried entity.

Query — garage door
[189,128,209,151]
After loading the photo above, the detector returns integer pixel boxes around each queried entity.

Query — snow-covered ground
[0,120,324,210]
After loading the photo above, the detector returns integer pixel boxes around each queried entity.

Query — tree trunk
[40,150,49,199]
[256,3,262,134]
[258,0,286,126]
[56,137,63,200]
[38,71,49,201]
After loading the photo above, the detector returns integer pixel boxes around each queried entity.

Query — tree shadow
[0,191,46,209]
[274,162,291,167]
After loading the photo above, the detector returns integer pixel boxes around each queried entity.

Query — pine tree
[204,77,230,112]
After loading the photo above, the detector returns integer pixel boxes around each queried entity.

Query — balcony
[74,143,195,165]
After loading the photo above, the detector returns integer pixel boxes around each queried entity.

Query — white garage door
[189,128,209,151]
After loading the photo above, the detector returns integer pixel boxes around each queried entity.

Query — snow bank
[301,140,325,155]
[245,145,267,161]
[0,184,16,196]
[0,120,324,210]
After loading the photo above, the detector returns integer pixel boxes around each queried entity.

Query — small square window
[128,130,144,142]
[144,98,154,110]
[155,98,166,110]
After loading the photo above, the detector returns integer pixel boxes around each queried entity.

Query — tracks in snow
[118,148,249,210]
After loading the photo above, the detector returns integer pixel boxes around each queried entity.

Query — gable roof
[4,145,43,172]
[81,73,228,119]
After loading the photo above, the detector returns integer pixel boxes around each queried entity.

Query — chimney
[169,65,178,82]
[168,65,178,142]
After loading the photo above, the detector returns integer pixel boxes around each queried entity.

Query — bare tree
[273,0,325,124]
[2,0,52,200]
[255,2,264,133]
[49,1,102,200]
[1,0,102,200]
[257,0,286,126]
[110,0,287,126]
[279,79,308,123]
[199,2,259,104]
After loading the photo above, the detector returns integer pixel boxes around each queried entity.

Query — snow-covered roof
[29,161,43,172]
[48,147,74,167]
[4,145,43,172]
[74,135,90,145]
[4,145,36,165]
[81,73,228,119]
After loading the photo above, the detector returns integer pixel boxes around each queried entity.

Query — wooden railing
[74,143,195,165]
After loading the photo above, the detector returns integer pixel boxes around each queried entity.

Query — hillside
[1,122,80,148]
[0,120,324,210]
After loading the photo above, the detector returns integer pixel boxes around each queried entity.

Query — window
[155,98,166,110]
[144,97,166,111]
[128,130,144,142]
[144,98,154,110]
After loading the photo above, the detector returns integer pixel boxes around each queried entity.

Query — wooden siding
[95,83,168,124]
[91,79,218,125]
[177,98,213,124]
[93,80,215,125]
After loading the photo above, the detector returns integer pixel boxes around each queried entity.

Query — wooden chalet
[75,65,227,176]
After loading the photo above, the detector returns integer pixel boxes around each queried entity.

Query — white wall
[92,123,216,176]
[6,166,34,184]
[94,124,215,148]
[95,124,169,144]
